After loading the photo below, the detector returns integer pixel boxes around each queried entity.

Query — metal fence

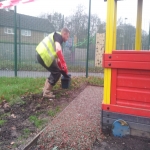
[0,6,105,78]
[0,2,149,78]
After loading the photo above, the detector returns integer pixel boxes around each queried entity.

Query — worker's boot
[43,79,53,95]
[43,79,55,98]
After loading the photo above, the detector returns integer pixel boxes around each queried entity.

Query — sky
[14,0,150,32]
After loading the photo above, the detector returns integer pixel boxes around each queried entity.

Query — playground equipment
[102,0,150,138]
[95,33,105,67]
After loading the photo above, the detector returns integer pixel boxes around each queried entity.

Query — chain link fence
[0,1,149,78]
[0,6,105,78]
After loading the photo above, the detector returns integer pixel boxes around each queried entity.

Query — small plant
[9,97,25,106]
[0,112,10,119]
[23,128,31,138]
[29,115,44,128]
[48,106,61,117]
[48,110,55,117]
[0,120,6,126]
[36,104,41,107]
[55,106,60,113]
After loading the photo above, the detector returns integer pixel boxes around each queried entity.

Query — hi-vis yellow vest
[36,32,61,67]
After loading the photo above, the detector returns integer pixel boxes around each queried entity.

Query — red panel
[118,69,150,76]
[104,61,150,70]
[111,69,117,104]
[116,99,150,109]
[117,87,150,103]
[117,76,150,89]
[102,104,150,118]
[112,50,150,54]
[104,54,150,62]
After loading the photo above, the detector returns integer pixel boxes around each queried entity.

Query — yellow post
[113,0,117,50]
[103,0,115,104]
[135,0,143,50]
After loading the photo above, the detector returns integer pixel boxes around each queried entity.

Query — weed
[23,128,31,138]
[29,115,44,128]
[48,106,61,117]
[0,112,10,119]
[0,120,6,126]
[36,104,41,107]
[48,110,55,117]
[9,97,25,106]
[55,106,60,113]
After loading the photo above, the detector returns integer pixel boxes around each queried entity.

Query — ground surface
[1,84,150,150]
[0,82,87,150]
[29,86,150,150]
[92,136,150,150]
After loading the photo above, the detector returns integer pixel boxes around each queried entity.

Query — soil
[0,83,87,150]
[92,135,150,150]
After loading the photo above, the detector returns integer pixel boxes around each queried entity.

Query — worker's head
[61,27,70,42]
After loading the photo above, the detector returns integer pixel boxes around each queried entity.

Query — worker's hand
[56,51,68,75]
[57,59,68,74]
[62,63,68,74]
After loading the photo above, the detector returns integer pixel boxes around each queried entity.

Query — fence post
[86,0,91,78]
[19,14,21,64]
[14,6,17,77]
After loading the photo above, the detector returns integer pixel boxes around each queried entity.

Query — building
[0,9,55,44]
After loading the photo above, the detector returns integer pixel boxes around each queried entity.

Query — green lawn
[0,77,45,102]
[0,77,104,103]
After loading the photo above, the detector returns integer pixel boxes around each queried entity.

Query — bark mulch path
[35,86,103,150]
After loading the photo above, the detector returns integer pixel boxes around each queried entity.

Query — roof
[0,9,55,33]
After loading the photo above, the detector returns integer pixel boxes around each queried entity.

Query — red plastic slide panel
[104,53,150,62]
[103,50,150,70]
[112,50,150,54]
[110,69,150,110]
[104,61,150,70]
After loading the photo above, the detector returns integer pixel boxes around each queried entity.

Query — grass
[0,112,10,126]
[9,97,25,106]
[0,120,6,126]
[29,115,46,128]
[0,77,45,103]
[0,112,10,118]
[48,106,61,117]
[0,77,104,103]
[23,128,31,138]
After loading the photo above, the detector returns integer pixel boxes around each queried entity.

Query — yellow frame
[135,0,143,50]
[103,0,117,104]
[103,0,143,105]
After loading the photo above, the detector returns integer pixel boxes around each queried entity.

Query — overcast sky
[16,0,150,32]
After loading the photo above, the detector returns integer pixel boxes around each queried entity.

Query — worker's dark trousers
[37,53,61,86]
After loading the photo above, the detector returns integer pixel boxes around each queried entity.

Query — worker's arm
[55,42,68,74]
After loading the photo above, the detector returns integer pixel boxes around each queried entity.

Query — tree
[116,18,148,50]
[64,5,105,43]
[142,30,149,49]
[39,12,64,31]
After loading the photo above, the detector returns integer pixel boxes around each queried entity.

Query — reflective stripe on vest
[36,32,60,67]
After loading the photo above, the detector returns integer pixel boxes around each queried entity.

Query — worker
[36,27,70,98]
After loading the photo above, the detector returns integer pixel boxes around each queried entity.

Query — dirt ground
[92,135,150,150]
[0,83,87,150]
